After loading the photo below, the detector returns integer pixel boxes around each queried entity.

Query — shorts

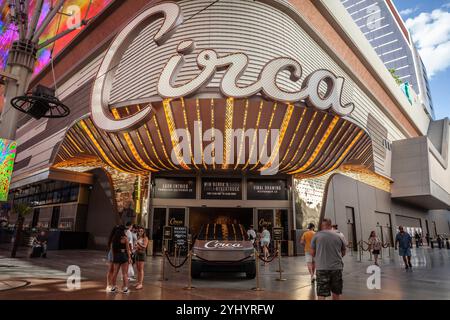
[261,240,270,247]
[113,251,129,264]
[106,250,113,262]
[135,251,146,262]
[372,250,380,255]
[316,270,343,297]
[399,247,411,257]
[305,252,314,264]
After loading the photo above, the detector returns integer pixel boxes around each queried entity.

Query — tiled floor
[0,246,449,300]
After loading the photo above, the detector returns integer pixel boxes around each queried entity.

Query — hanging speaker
[11,85,70,120]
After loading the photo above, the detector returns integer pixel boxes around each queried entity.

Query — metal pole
[160,241,168,281]
[358,241,362,262]
[276,241,286,281]
[252,249,263,291]
[275,240,284,272]
[175,244,180,272]
[183,251,195,290]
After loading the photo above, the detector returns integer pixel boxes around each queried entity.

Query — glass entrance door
[257,208,289,255]
[152,207,167,254]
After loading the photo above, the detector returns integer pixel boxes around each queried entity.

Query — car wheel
[246,262,256,279]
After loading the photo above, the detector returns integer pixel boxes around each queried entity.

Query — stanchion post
[174,244,180,273]
[252,249,263,291]
[275,241,286,281]
[184,250,195,290]
[358,241,362,262]
[275,240,284,272]
[160,246,168,281]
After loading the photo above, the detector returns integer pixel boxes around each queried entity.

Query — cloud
[400,7,419,16]
[405,8,450,78]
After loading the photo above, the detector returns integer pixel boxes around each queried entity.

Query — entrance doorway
[189,207,253,240]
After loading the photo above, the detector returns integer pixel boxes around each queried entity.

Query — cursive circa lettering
[92,2,354,133]
[158,41,354,117]
[204,240,243,249]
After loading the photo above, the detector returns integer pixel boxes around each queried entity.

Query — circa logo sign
[91,2,354,132]
[204,240,243,249]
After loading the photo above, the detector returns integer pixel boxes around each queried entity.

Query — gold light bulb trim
[234,99,249,170]
[260,103,294,171]
[281,111,318,172]
[242,100,264,170]
[289,116,339,175]
[163,99,190,170]
[223,97,234,169]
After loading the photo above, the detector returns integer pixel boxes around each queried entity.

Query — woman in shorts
[134,226,149,290]
[260,225,271,264]
[110,225,131,294]
[368,231,382,266]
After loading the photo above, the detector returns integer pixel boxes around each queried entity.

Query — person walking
[247,225,257,246]
[395,226,413,270]
[425,233,430,246]
[414,232,420,248]
[125,222,136,281]
[368,231,382,266]
[300,223,316,283]
[310,219,346,300]
[35,230,48,258]
[261,225,271,264]
[106,225,119,291]
[436,235,443,249]
[110,225,132,294]
[134,226,149,290]
[332,224,348,246]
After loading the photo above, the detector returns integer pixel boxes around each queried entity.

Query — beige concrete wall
[323,174,450,244]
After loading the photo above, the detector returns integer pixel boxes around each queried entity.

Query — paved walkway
[0,245,449,300]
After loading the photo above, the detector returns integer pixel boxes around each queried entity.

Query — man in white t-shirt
[247,225,257,245]
[125,222,136,280]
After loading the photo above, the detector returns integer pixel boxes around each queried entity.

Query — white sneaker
[311,275,316,283]
[108,286,117,293]
[128,277,136,282]
[122,287,130,294]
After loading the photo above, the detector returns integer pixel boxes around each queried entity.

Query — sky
[394,0,450,119]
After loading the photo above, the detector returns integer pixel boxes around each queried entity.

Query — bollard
[174,245,180,273]
[275,241,284,273]
[358,242,362,262]
[252,249,263,291]
[183,251,195,290]
[275,248,286,281]
[160,248,168,281]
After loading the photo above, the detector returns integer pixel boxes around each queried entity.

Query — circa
[91,2,354,133]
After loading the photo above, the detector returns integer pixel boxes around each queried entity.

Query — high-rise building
[341,0,435,118]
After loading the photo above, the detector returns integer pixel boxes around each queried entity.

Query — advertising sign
[163,226,173,241]
[273,227,284,241]
[247,179,288,200]
[201,178,242,200]
[0,139,17,202]
[154,177,196,199]
[173,226,188,254]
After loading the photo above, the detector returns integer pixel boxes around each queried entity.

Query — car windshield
[197,224,248,241]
